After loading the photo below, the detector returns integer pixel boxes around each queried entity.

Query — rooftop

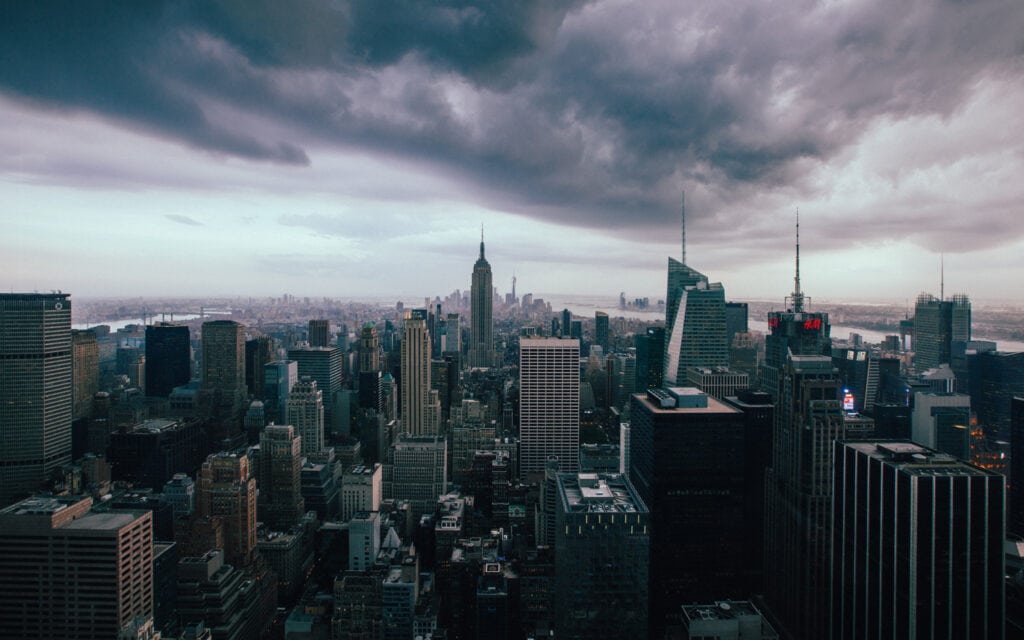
[557,472,647,515]
[845,441,1002,478]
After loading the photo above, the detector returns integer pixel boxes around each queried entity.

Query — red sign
[768,317,780,329]
[803,318,822,331]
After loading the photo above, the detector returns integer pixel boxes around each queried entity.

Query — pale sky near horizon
[2,1,1023,304]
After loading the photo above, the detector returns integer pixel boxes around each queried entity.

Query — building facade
[519,338,580,474]
[469,232,493,368]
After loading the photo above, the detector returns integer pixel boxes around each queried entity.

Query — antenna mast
[680,191,687,264]
[940,253,945,301]
[789,208,806,313]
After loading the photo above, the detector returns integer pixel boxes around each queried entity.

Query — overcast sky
[2,1,1022,304]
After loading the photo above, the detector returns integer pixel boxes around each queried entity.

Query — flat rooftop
[63,511,140,530]
[557,472,647,515]
[845,441,1002,477]
[633,392,741,416]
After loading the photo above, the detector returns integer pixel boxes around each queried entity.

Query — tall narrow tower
[400,309,433,435]
[470,227,494,368]
[0,293,72,506]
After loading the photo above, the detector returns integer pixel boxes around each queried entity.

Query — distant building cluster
[0,202,1020,638]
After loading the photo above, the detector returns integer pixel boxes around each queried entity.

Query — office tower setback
[630,387,750,636]
[832,441,1004,639]
[257,425,305,531]
[197,452,257,568]
[72,328,99,420]
[554,472,649,640]
[287,377,324,457]
[0,495,153,638]
[400,309,433,435]
[341,463,383,522]
[519,338,581,474]
[0,292,72,506]
[146,322,191,398]
[470,230,494,368]
[308,319,330,348]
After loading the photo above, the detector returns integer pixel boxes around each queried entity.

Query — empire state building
[469,229,493,368]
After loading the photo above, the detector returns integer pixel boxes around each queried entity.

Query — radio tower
[788,209,806,313]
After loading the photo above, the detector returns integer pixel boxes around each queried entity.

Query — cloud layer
[2,0,1023,299]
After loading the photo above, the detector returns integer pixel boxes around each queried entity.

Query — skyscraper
[0,495,153,638]
[71,328,99,420]
[358,322,381,373]
[594,311,609,353]
[630,387,749,636]
[388,433,447,520]
[201,320,247,443]
[145,322,191,398]
[469,228,494,368]
[663,194,728,385]
[287,376,324,457]
[913,292,971,372]
[519,338,580,474]
[554,472,649,640]
[263,359,298,425]
[0,292,72,506]
[400,309,433,435]
[257,424,305,531]
[244,335,274,399]
[831,441,1004,639]
[197,452,257,568]
[635,326,665,391]
[287,346,342,426]
[309,319,330,348]
[764,354,844,640]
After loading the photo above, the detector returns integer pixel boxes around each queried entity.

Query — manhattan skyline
[2,2,1022,302]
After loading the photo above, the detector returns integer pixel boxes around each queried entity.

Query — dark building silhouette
[969,350,1024,448]
[0,292,72,506]
[594,311,609,353]
[831,440,1004,639]
[72,329,99,420]
[244,336,274,399]
[554,472,649,640]
[630,387,749,637]
[764,353,843,640]
[913,292,971,372]
[635,327,665,392]
[146,322,191,398]
[1012,397,1024,536]
[308,319,330,348]
[107,417,206,489]
[725,301,749,348]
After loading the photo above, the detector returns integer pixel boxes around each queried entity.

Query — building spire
[790,208,805,313]
[940,253,945,301]
[680,191,687,265]
[480,223,485,260]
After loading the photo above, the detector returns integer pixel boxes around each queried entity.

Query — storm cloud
[2,0,1022,265]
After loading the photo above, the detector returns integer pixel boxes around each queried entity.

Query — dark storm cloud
[2,0,1021,248]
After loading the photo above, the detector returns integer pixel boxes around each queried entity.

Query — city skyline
[2,2,1023,303]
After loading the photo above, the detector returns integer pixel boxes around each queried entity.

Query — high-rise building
[630,387,749,636]
[764,354,844,640]
[663,195,728,385]
[400,309,433,435]
[519,338,580,474]
[831,441,1004,639]
[359,322,381,373]
[561,309,572,337]
[341,463,382,522]
[196,452,257,568]
[145,322,191,398]
[263,360,298,425]
[287,346,342,426]
[554,472,649,640]
[287,377,324,457]
[244,336,274,399]
[469,230,494,368]
[969,350,1024,448]
[594,311,609,353]
[348,511,381,572]
[72,328,99,420]
[201,320,247,443]
[387,434,447,520]
[635,326,665,391]
[910,392,971,460]
[724,301,749,347]
[0,292,72,506]
[308,319,330,348]
[1012,397,1024,536]
[913,292,971,372]
[257,424,305,531]
[0,495,153,638]
[443,313,461,355]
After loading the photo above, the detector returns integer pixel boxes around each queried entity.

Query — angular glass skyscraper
[0,293,72,506]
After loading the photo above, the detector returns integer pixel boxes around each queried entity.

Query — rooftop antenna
[788,208,806,313]
[479,223,485,260]
[940,253,945,301]
[680,191,687,265]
